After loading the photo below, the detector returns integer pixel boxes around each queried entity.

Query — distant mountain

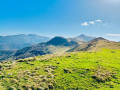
[46,37,68,46]
[0,34,50,50]
[13,37,78,60]
[74,34,96,42]
[0,37,78,61]
[70,37,120,52]
[46,37,78,46]
[0,50,14,61]
[1,36,120,61]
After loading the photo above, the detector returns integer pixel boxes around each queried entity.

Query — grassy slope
[0,49,120,90]
[87,40,120,51]
[47,45,71,54]
[72,39,120,52]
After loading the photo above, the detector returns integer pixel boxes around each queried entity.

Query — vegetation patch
[92,66,113,82]
[0,49,120,89]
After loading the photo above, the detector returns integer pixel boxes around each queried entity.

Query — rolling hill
[71,37,120,52]
[0,49,120,90]
[0,34,50,50]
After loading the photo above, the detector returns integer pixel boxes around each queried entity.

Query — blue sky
[0,0,120,41]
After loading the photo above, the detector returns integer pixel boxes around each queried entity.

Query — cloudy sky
[0,0,120,41]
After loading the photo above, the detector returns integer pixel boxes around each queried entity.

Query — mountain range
[13,37,78,60]
[0,36,79,61]
[0,34,120,61]
[0,34,95,50]
[0,34,50,50]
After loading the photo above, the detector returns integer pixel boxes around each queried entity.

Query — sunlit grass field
[0,49,120,90]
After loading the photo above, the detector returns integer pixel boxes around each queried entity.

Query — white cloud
[89,21,95,24]
[81,19,102,26]
[81,22,89,26]
[106,34,120,36]
[96,20,102,22]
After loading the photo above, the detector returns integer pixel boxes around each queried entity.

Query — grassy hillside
[72,38,120,52]
[0,49,120,90]
[47,45,71,54]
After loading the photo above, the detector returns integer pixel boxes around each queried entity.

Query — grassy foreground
[0,49,120,90]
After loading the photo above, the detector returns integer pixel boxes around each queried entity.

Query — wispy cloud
[96,20,102,22]
[81,22,89,26]
[89,21,95,24]
[106,34,120,36]
[81,19,102,26]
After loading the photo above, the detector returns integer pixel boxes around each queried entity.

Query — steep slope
[46,37,67,45]
[0,49,120,90]
[74,34,95,41]
[0,50,14,61]
[13,43,51,60]
[13,37,78,60]
[72,37,120,51]
[0,34,50,50]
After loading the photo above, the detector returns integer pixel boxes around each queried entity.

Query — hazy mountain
[0,36,78,61]
[74,34,96,41]
[0,34,50,50]
[1,36,120,61]
[13,37,78,60]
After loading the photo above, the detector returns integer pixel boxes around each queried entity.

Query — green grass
[0,48,120,90]
[47,45,71,54]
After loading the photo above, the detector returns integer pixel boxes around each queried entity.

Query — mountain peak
[28,34,38,36]
[91,37,106,42]
[46,36,68,45]
[96,37,106,40]
[74,34,95,41]
[28,34,36,36]
[80,34,86,36]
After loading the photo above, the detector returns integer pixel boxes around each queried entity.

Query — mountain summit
[46,37,68,46]
[71,37,120,52]
[74,34,95,41]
